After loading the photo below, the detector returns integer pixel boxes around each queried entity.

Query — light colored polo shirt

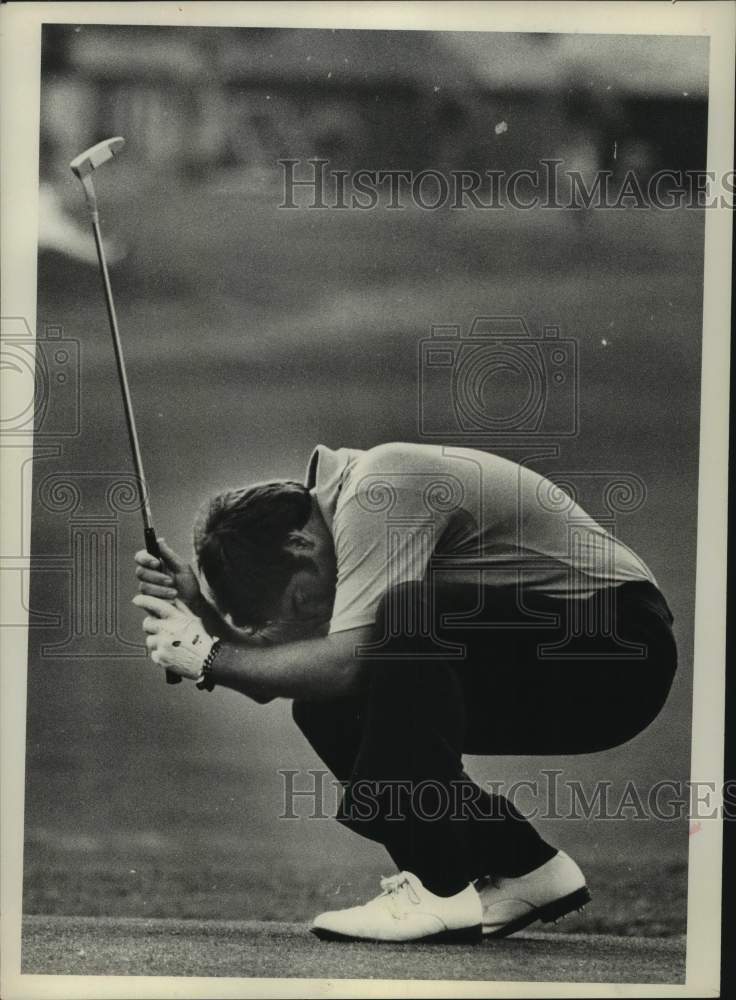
[306,442,656,635]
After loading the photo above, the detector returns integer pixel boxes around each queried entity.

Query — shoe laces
[379,872,421,917]
[474,874,502,890]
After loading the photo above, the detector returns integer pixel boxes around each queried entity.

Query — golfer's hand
[132,594,215,679]
[134,538,200,607]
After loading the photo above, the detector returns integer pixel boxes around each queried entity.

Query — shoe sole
[483,885,592,939]
[311,923,483,945]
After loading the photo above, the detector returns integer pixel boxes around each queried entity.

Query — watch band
[195,638,222,691]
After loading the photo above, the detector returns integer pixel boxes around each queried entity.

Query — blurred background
[22,25,707,942]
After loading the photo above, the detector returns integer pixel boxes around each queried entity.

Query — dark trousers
[292,580,677,896]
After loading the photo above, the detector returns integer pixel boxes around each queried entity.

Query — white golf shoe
[310,871,483,944]
[476,850,591,938]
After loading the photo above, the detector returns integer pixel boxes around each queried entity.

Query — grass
[20,916,686,982]
[23,854,688,936]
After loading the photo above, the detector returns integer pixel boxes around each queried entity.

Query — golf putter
[70,138,181,684]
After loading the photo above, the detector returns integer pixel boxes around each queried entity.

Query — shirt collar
[305,444,347,489]
[305,444,360,528]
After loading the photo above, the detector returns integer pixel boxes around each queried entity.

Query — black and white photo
[1,3,732,997]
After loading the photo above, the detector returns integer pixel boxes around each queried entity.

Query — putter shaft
[74,143,181,686]
[90,219,155,529]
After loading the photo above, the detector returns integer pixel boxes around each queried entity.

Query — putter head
[70,137,125,179]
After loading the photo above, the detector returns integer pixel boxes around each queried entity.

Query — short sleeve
[327,444,456,633]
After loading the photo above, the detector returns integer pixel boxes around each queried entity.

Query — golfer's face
[268,561,334,636]
[198,562,332,642]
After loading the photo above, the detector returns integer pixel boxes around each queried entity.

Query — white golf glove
[132,594,216,680]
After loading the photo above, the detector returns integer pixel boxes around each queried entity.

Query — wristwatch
[195,638,222,691]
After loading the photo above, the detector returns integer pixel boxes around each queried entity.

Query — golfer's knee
[292,697,350,742]
[291,698,318,737]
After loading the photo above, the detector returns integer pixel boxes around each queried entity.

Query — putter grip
[144,528,182,685]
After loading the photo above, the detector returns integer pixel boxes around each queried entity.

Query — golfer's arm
[210,627,373,703]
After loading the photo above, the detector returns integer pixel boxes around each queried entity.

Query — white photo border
[1,2,733,998]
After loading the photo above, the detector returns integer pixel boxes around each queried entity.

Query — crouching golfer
[133,442,676,944]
